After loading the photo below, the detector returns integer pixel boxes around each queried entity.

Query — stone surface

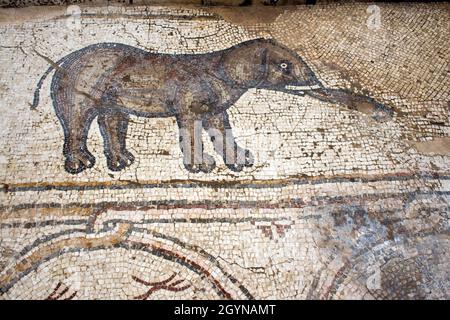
[0,3,448,300]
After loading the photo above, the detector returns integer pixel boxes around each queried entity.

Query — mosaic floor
[0,3,449,300]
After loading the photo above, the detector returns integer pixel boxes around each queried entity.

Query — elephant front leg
[203,111,254,172]
[176,115,216,173]
[98,111,135,171]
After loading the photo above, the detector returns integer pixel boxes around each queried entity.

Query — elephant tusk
[285,84,321,91]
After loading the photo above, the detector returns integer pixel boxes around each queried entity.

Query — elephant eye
[279,61,291,72]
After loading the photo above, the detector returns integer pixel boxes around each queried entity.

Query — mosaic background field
[0,3,449,299]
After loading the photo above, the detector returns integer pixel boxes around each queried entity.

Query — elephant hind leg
[51,69,99,174]
[98,110,134,172]
[59,105,97,174]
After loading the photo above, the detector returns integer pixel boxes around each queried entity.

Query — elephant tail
[30,48,79,110]
[31,64,55,110]
[30,43,128,110]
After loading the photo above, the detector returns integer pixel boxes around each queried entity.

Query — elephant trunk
[305,88,394,121]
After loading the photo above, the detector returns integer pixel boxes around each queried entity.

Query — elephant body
[32,39,393,174]
[53,43,255,119]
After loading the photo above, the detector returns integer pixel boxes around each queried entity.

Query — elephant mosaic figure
[31,38,393,174]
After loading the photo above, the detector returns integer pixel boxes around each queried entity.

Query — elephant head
[222,38,394,121]
[221,38,321,93]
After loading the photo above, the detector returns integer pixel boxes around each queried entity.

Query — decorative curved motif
[0,210,253,299]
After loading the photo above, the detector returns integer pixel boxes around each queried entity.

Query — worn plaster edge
[0,3,283,26]
[0,2,374,27]
[1,2,448,27]
[410,137,450,156]
[0,4,212,26]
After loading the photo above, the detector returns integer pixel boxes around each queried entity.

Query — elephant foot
[64,149,96,174]
[184,153,216,173]
[106,149,135,171]
[226,149,254,172]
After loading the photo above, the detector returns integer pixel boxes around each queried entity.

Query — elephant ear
[222,43,269,87]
